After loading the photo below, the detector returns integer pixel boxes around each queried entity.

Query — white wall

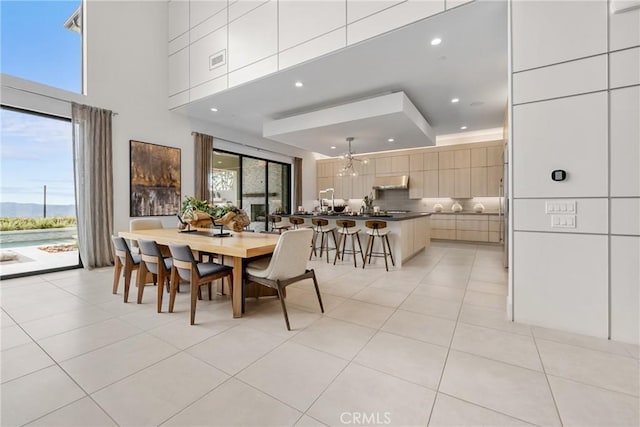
[510,0,640,343]
[1,0,317,237]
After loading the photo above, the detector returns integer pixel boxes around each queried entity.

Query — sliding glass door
[211,150,291,232]
[0,107,80,278]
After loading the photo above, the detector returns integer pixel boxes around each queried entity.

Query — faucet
[318,188,335,211]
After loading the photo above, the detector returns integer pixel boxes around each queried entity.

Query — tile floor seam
[0,316,122,427]
[153,322,241,353]
[156,375,242,426]
[456,318,532,337]
[427,244,476,426]
[435,391,544,427]
[532,335,639,360]
[531,329,565,426]
[544,372,640,399]
[19,313,120,342]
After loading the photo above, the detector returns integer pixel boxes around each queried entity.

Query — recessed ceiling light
[451,98,459,103]
[387,138,395,142]
[330,146,336,149]
[430,38,442,46]
[460,126,468,130]
[295,81,303,88]
[210,107,218,112]
[217,161,222,164]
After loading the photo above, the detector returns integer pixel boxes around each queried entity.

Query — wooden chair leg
[309,231,318,260]
[123,262,133,303]
[276,283,291,331]
[208,283,212,300]
[311,270,324,313]
[112,257,123,294]
[381,236,389,272]
[169,267,178,313]
[137,262,147,304]
[331,230,340,263]
[157,268,165,313]
[227,273,233,304]
[356,232,365,265]
[319,232,325,258]
[190,280,199,325]
[333,234,343,265]
[363,235,372,268]
[351,234,357,267]
[385,235,395,266]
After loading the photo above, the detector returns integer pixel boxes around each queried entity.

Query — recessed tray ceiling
[263,92,434,155]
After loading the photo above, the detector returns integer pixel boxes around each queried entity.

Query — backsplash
[343,190,502,213]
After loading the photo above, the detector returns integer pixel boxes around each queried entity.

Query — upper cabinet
[229,1,278,72]
[391,155,409,173]
[168,0,460,105]
[279,1,345,51]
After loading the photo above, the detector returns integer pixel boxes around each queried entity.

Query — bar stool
[309,218,339,263]
[269,215,290,234]
[334,219,365,267]
[363,220,395,272]
[289,216,307,230]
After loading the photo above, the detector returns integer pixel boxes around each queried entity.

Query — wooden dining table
[118,228,280,318]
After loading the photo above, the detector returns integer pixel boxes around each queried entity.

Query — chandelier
[337,137,369,177]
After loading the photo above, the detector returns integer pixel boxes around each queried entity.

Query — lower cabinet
[431,214,502,243]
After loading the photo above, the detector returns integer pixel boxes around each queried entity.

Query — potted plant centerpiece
[179,196,250,232]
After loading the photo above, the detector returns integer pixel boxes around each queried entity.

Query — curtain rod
[191,132,292,158]
[3,84,118,115]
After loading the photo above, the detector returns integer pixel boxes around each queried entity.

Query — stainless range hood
[372,175,409,190]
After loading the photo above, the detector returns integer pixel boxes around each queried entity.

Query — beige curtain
[294,157,303,209]
[71,102,114,268]
[193,132,213,202]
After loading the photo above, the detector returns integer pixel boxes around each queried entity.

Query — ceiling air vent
[209,50,226,70]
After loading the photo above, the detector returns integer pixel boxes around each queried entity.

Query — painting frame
[129,140,181,217]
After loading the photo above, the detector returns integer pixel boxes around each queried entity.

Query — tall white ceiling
[175,0,508,156]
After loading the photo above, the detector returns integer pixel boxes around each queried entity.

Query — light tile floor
[1,242,638,426]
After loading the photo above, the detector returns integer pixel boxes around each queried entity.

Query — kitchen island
[280,212,430,267]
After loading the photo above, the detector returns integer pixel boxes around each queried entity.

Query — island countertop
[280,212,431,221]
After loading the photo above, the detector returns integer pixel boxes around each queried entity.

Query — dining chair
[111,236,141,303]
[168,243,234,325]
[137,239,172,313]
[246,228,324,330]
[129,218,163,253]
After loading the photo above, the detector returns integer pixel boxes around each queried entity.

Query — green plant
[180,196,241,219]
[0,216,77,231]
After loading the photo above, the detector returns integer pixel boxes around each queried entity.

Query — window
[0,107,80,277]
[0,0,84,93]
[211,150,291,232]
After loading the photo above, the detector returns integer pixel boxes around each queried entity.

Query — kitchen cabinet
[409,153,423,172]
[424,152,439,170]
[400,219,415,260]
[317,176,333,194]
[471,147,487,167]
[471,167,488,197]
[409,172,423,199]
[375,157,392,174]
[487,165,503,197]
[391,155,409,173]
[431,213,499,243]
[487,146,503,166]
[454,149,471,168]
[454,168,471,198]
[424,170,439,198]
[438,151,454,170]
[439,169,454,197]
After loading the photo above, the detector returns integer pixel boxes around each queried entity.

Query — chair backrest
[261,228,313,280]
[112,236,134,264]
[289,216,305,226]
[138,239,165,274]
[130,219,163,249]
[311,218,328,228]
[336,219,356,229]
[168,243,196,281]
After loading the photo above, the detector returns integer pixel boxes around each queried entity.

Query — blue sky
[1,0,81,206]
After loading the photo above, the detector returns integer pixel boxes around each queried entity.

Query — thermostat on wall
[551,170,567,182]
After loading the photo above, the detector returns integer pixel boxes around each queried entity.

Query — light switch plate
[545,200,577,214]
[551,215,577,228]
